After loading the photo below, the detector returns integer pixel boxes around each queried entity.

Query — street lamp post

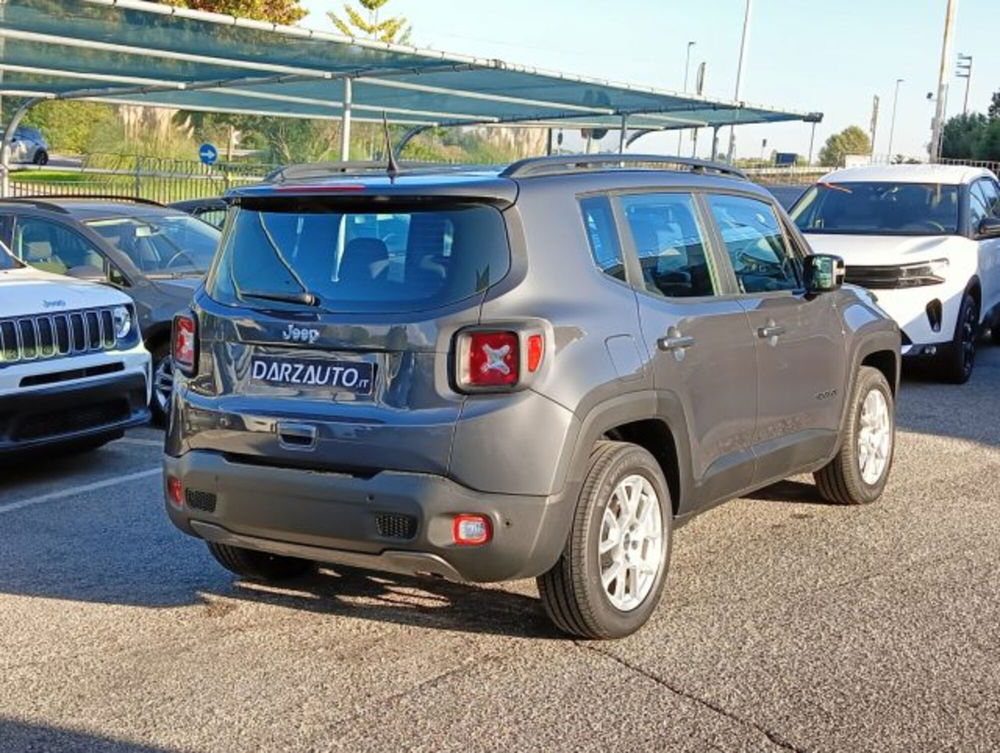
[677,41,695,154]
[929,0,958,161]
[727,0,753,163]
[957,54,973,115]
[887,78,903,159]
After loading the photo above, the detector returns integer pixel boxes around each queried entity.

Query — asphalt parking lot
[2,350,999,753]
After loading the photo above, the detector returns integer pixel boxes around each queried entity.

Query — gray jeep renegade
[163,155,900,639]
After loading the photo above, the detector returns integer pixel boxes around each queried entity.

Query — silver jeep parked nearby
[163,155,901,639]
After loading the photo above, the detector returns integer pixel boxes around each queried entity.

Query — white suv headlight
[112,305,133,340]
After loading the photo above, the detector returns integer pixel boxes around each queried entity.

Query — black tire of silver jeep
[814,366,894,505]
[537,440,672,639]
[207,542,314,581]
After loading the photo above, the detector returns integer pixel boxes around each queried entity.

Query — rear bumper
[163,450,575,583]
[0,370,150,452]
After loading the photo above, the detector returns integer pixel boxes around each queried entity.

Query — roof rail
[500,154,748,180]
[0,194,166,208]
[265,161,485,183]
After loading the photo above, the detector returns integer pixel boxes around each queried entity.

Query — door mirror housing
[977,217,1000,239]
[803,254,845,294]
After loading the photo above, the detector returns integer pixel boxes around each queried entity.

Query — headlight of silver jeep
[112,305,133,340]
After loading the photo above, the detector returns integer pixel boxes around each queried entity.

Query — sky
[297,0,998,161]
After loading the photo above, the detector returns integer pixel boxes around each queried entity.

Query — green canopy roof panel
[0,0,820,131]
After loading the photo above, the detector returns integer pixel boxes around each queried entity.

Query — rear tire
[814,366,894,505]
[537,441,672,639]
[207,542,314,581]
[937,292,978,384]
[32,149,49,166]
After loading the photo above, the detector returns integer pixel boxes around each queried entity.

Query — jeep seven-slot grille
[0,308,117,365]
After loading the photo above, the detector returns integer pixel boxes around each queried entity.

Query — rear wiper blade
[240,289,320,306]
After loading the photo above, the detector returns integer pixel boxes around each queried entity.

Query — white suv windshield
[792,182,960,235]
[86,215,220,277]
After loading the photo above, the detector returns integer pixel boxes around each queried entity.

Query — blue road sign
[199,143,219,166]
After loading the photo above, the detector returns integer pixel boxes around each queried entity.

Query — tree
[941,113,988,160]
[818,125,872,167]
[974,119,1000,162]
[989,90,1000,120]
[158,0,305,24]
[329,0,410,43]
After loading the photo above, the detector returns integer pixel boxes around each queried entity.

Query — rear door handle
[657,334,696,351]
[277,421,317,451]
[757,324,786,339]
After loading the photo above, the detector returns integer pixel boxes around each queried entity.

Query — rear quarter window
[207,200,511,314]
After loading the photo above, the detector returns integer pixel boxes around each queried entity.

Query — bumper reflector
[167,476,183,508]
[452,514,492,546]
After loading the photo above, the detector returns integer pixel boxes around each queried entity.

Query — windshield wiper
[240,289,321,307]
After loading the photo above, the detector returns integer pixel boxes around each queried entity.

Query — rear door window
[620,192,716,298]
[207,201,510,314]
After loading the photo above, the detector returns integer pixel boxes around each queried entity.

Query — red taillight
[452,514,492,546]
[167,476,183,508]
[527,334,544,372]
[172,313,197,375]
[462,331,519,388]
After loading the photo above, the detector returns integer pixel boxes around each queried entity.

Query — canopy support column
[618,114,628,154]
[1,96,41,198]
[711,125,721,162]
[339,77,353,161]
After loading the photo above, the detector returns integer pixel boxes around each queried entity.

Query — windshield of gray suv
[791,181,960,235]
[86,214,220,277]
[206,200,510,314]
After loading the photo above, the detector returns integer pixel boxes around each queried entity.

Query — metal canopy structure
[0,0,821,182]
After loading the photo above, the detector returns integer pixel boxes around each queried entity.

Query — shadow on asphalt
[0,719,182,753]
[225,565,563,640]
[747,479,827,505]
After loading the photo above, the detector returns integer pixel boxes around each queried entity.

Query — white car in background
[791,164,1000,383]
[0,243,151,454]
[8,126,49,165]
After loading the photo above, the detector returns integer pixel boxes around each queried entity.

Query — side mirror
[803,253,845,294]
[977,217,1000,239]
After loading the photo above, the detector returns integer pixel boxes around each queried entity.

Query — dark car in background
[0,197,221,421]
[170,197,227,229]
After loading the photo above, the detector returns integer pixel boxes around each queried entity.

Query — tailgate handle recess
[277,422,317,451]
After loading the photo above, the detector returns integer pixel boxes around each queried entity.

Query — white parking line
[0,468,161,515]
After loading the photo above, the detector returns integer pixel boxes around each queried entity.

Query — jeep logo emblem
[281,324,320,344]
[42,299,66,309]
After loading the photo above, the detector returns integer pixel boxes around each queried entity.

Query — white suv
[0,242,151,453]
[791,164,1000,383]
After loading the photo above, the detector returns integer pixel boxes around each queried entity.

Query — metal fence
[8,154,274,203]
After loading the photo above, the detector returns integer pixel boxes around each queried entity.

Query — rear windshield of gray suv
[792,181,960,235]
[206,200,510,314]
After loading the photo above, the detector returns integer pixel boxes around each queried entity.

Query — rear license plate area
[250,356,376,395]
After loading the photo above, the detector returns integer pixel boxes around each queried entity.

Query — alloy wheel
[153,355,174,415]
[857,388,892,485]
[598,473,663,612]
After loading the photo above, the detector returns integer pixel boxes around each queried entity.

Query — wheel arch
[562,390,693,517]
